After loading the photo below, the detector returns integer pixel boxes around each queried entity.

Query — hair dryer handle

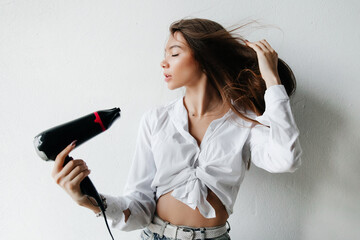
[63,156,113,239]
[64,156,102,206]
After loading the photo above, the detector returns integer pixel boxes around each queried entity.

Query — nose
[160,59,168,69]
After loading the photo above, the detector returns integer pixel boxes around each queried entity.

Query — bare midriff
[155,189,229,227]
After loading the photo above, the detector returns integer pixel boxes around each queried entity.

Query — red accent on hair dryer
[94,112,106,131]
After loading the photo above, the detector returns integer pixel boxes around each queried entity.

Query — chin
[167,85,177,90]
[167,83,183,90]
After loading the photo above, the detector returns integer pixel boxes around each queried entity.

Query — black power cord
[87,195,114,240]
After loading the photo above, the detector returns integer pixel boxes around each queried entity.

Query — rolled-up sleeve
[248,84,303,173]
[101,109,157,231]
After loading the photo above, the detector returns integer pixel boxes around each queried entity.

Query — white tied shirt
[102,84,303,231]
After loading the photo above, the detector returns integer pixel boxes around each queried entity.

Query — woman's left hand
[245,39,281,88]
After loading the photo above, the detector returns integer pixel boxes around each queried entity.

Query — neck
[183,80,225,118]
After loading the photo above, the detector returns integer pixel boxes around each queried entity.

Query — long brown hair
[169,17,297,169]
[169,17,297,123]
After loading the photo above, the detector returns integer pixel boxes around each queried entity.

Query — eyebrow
[164,45,183,58]
[164,45,183,53]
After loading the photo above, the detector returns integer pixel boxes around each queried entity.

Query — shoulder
[140,96,181,130]
[227,105,258,128]
[143,97,179,119]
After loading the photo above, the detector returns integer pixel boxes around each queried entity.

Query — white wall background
[1,0,359,239]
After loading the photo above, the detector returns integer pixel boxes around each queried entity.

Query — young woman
[52,18,302,240]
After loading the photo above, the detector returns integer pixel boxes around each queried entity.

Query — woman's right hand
[51,140,91,206]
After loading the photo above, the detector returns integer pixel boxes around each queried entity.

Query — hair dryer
[33,107,121,240]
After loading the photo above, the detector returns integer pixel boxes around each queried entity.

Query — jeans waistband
[152,215,229,230]
[146,215,231,240]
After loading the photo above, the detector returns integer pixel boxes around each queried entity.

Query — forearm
[264,76,281,89]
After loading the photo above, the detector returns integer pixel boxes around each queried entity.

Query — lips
[164,73,172,82]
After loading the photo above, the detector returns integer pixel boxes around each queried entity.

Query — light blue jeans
[140,221,231,240]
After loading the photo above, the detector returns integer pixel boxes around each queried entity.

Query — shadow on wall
[293,88,360,239]
[230,88,360,239]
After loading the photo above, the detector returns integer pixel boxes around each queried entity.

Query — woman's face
[160,31,204,90]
